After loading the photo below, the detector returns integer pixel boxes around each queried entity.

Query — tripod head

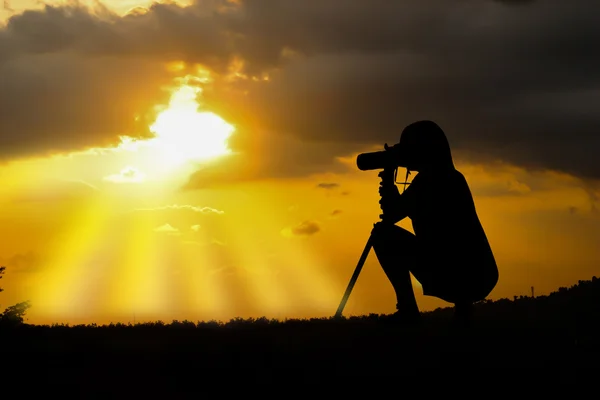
[357,142,411,189]
[377,165,411,223]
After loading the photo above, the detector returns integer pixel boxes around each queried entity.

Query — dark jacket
[401,168,498,302]
[395,120,498,302]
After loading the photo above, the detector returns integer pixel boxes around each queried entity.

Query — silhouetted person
[372,120,498,324]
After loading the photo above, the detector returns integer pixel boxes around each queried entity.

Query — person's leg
[371,223,420,320]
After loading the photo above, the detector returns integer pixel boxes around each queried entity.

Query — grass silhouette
[2,277,599,392]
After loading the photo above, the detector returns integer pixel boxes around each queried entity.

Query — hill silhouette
[2,277,599,393]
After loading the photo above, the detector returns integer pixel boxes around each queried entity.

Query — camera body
[358,120,453,173]
[356,141,413,200]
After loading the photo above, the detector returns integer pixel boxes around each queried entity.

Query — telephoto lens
[356,150,390,171]
[356,144,400,171]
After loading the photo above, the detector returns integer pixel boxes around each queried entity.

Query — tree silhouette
[0,265,31,327]
[1,301,31,326]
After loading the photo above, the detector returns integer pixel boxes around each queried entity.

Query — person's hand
[379,196,396,216]
[371,220,386,236]
[378,183,400,198]
[379,184,400,217]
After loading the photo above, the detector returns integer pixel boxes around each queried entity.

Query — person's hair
[399,120,454,171]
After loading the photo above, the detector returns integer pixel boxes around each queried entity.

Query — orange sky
[1,0,599,325]
[2,129,598,325]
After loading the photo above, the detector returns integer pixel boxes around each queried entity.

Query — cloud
[131,204,224,238]
[154,223,181,235]
[0,251,42,273]
[205,0,600,181]
[103,166,146,183]
[1,0,600,183]
[281,220,321,237]
[292,220,321,236]
[568,206,578,216]
[492,0,535,4]
[317,183,340,190]
[459,161,600,218]
[330,209,342,217]
[135,204,224,214]
[0,51,172,159]
[3,1,14,13]
[182,134,360,189]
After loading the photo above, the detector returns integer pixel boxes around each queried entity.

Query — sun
[148,84,235,166]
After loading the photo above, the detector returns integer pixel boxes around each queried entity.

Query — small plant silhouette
[0,265,4,294]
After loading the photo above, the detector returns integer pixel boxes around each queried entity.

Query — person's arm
[379,174,419,224]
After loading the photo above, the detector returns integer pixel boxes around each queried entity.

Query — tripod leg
[334,233,374,318]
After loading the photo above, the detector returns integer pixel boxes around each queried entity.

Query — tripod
[334,167,409,318]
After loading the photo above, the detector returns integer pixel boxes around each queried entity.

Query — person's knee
[371,224,415,258]
[372,223,395,251]
[372,223,413,242]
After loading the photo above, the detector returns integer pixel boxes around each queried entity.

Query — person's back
[406,167,498,303]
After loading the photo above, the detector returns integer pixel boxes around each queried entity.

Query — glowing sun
[148,84,234,166]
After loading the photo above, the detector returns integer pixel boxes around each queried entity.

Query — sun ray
[28,195,114,322]
[219,216,292,319]
[178,240,233,321]
[275,237,342,318]
[214,184,342,319]
[104,210,168,321]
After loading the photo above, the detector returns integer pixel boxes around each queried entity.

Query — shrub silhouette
[1,301,31,327]
[1,275,598,392]
[0,266,31,327]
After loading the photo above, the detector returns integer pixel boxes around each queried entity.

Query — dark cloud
[569,206,578,216]
[0,2,231,160]
[1,3,234,66]
[317,183,340,190]
[289,220,320,236]
[492,0,535,4]
[183,132,360,188]
[0,251,42,273]
[206,0,600,181]
[0,52,172,159]
[1,0,599,183]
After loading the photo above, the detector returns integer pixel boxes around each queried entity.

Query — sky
[1,0,599,325]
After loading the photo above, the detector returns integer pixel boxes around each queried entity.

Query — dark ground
[2,278,600,395]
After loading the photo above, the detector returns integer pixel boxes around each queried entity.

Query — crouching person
[371,120,498,325]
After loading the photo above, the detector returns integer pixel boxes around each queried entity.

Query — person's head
[396,120,455,172]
